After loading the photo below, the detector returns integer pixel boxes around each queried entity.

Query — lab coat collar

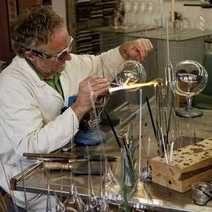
[12,56,47,88]
[11,56,64,101]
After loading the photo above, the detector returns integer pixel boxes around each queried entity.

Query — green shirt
[25,58,64,99]
[44,73,64,100]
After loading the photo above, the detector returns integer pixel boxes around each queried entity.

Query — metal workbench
[10,99,212,211]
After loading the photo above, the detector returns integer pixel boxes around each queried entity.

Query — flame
[109,79,161,93]
[127,80,159,89]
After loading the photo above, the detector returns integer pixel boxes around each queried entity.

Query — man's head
[11,6,72,79]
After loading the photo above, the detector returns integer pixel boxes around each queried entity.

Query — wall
[0,0,12,61]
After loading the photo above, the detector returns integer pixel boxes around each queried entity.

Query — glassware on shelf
[123,0,133,28]
[153,1,163,28]
[131,1,140,29]
[170,60,208,118]
[113,0,125,29]
[146,1,154,27]
[139,0,147,28]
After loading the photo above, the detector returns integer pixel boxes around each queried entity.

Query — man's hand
[119,38,153,61]
[71,75,109,120]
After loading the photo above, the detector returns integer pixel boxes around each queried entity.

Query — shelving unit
[0,0,52,61]
[66,0,118,55]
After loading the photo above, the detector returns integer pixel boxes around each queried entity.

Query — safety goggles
[29,36,73,61]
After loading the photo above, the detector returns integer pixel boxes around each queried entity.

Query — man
[0,6,153,211]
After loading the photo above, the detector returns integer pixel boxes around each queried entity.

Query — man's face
[28,26,72,79]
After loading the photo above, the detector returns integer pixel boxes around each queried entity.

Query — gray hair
[11,6,64,57]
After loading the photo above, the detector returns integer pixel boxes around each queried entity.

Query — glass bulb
[171,60,208,97]
[170,60,208,118]
[117,60,147,85]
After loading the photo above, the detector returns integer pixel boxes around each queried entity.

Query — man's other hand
[119,38,153,61]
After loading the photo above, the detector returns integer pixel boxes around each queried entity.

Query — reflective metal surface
[11,100,212,211]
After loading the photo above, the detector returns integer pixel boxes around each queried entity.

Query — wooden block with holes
[149,138,212,192]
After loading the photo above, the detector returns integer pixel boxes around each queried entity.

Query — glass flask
[115,60,146,86]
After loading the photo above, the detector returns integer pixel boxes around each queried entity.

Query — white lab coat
[0,47,124,210]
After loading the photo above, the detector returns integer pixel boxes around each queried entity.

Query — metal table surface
[11,100,212,212]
